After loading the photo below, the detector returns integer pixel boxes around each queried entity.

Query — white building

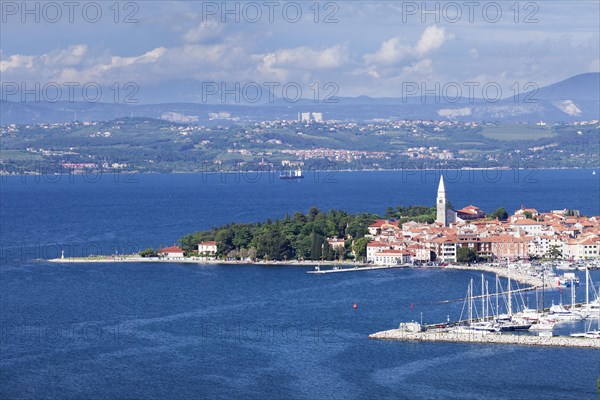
[511,219,544,235]
[327,238,346,250]
[366,241,390,261]
[372,249,411,265]
[198,241,218,256]
[160,245,185,259]
[563,238,600,259]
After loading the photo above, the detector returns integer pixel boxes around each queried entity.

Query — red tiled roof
[367,241,389,247]
[161,245,183,253]
[513,218,541,225]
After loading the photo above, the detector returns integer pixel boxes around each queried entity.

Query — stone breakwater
[369,329,600,349]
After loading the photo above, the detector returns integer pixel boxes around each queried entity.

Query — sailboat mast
[508,267,512,317]
[571,277,575,309]
[586,266,589,309]
[495,274,499,319]
[485,280,489,321]
[481,274,485,322]
[469,279,473,324]
[542,268,545,313]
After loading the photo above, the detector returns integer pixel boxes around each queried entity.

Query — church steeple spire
[436,175,447,226]
[437,175,446,194]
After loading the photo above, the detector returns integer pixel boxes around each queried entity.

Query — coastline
[47,256,544,287]
[47,256,368,268]
[2,167,597,177]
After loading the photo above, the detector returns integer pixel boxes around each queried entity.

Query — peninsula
[50,176,600,288]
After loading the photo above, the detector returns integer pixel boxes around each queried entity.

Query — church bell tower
[436,175,447,226]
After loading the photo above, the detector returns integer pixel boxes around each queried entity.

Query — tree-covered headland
[176,206,440,262]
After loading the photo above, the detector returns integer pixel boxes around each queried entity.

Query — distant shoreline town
[2,118,598,175]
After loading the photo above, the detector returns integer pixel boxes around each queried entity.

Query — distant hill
[533,72,600,101]
[1,73,598,124]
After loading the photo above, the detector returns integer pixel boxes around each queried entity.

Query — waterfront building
[160,245,185,259]
[372,249,412,265]
[198,241,218,256]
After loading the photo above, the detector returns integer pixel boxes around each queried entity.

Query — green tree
[232,225,253,249]
[215,227,235,255]
[255,229,292,260]
[546,245,563,260]
[457,247,477,263]
[352,237,369,260]
[384,207,396,219]
[489,207,509,221]
[309,232,325,260]
[523,211,533,219]
[139,248,158,257]
[292,235,311,260]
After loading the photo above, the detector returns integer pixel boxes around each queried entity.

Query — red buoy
[353,303,358,309]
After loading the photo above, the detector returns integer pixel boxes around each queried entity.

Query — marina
[370,267,600,348]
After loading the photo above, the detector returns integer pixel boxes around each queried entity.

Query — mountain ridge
[1,73,598,124]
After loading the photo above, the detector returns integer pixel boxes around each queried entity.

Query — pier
[369,329,600,349]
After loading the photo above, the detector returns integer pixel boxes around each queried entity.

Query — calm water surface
[1,170,599,399]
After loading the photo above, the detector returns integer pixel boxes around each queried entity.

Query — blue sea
[1,169,599,399]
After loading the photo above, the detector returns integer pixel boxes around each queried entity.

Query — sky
[1,1,599,102]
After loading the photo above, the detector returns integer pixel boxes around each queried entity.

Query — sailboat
[453,278,494,334]
[570,318,600,339]
[493,268,531,331]
[572,267,600,318]
[569,269,600,338]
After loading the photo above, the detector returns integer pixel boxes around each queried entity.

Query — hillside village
[366,176,600,265]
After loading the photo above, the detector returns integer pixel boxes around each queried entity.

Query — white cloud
[363,37,411,66]
[183,20,224,43]
[362,26,453,76]
[414,26,453,55]
[0,45,88,73]
[0,54,35,73]
[41,45,88,67]
[402,58,433,75]
[105,47,167,69]
[261,44,349,71]
[367,69,380,79]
